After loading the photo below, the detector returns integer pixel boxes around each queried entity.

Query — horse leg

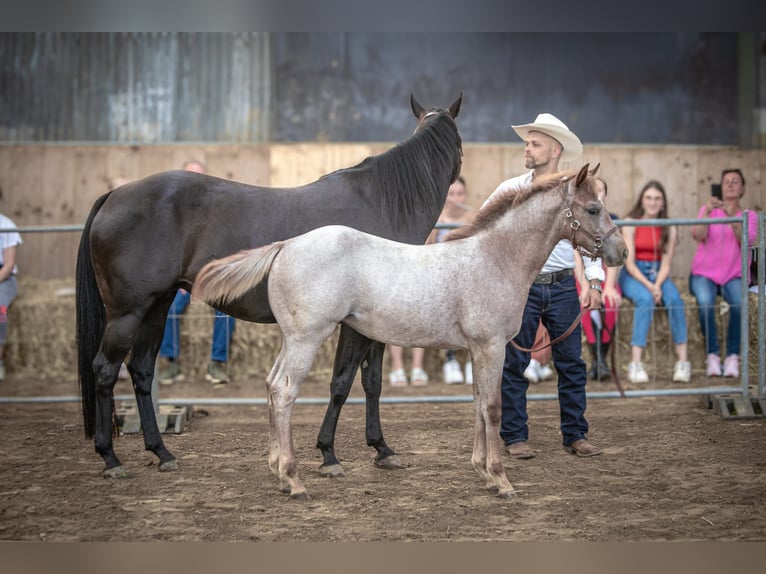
[315,326,371,477]
[360,341,400,469]
[92,317,140,478]
[128,302,179,471]
[470,376,493,490]
[472,348,515,499]
[266,346,287,477]
[270,338,323,500]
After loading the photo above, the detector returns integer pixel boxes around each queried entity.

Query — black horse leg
[129,302,178,470]
[316,325,372,476]
[360,341,400,468]
[90,326,128,478]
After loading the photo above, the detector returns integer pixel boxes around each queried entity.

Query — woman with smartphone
[690,169,758,378]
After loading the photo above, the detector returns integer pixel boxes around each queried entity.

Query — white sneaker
[705,354,722,377]
[723,354,739,378]
[673,360,692,383]
[389,368,407,387]
[523,359,541,383]
[443,359,464,384]
[537,364,554,381]
[464,361,473,385]
[627,361,649,384]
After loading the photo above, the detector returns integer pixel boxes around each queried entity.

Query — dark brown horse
[76,94,463,478]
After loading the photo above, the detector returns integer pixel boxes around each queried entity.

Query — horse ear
[589,162,600,176]
[411,94,425,118]
[448,93,462,118]
[576,163,590,187]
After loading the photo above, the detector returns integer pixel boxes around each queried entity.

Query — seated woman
[689,169,757,378]
[618,180,690,384]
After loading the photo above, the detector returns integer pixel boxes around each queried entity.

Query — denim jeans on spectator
[689,274,743,356]
[159,289,235,362]
[618,261,687,348]
[500,276,589,447]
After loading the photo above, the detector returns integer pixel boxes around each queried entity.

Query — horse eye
[588,207,600,216]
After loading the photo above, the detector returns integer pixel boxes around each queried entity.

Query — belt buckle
[536,273,553,285]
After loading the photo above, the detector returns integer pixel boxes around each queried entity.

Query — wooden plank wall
[0,143,764,284]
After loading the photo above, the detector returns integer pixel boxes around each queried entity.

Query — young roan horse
[192,164,628,499]
[76,94,463,479]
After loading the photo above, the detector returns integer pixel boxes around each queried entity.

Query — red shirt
[633,226,663,262]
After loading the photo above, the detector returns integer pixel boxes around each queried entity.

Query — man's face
[523,131,560,170]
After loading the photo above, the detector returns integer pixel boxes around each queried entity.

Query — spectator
[618,180,690,384]
[575,176,622,381]
[689,169,757,378]
[0,211,21,382]
[428,176,475,385]
[485,112,604,459]
[158,160,236,386]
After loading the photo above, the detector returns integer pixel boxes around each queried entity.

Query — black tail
[75,192,111,438]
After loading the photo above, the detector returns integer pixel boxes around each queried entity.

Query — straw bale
[3,278,762,382]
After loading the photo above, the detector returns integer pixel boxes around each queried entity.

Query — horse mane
[322,112,463,230]
[446,170,577,242]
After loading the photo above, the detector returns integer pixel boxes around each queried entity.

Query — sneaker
[523,359,541,383]
[723,354,739,378]
[672,360,692,383]
[0,361,5,381]
[389,368,407,387]
[411,368,429,387]
[464,361,473,385]
[206,360,229,385]
[627,361,649,384]
[159,360,184,385]
[705,354,722,377]
[443,359,464,384]
[537,363,554,381]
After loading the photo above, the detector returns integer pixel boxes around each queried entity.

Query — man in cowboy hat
[483,112,604,459]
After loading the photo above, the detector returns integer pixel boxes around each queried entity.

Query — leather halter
[562,185,621,260]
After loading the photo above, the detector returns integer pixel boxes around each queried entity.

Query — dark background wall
[272,33,740,145]
[1,32,758,146]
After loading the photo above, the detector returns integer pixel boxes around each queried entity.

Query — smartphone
[711,183,722,200]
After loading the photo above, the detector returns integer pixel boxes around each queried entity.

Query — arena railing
[0,215,764,406]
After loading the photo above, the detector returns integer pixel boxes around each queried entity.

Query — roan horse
[76,94,463,478]
[192,164,628,499]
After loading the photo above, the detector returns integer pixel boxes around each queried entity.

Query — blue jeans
[159,290,235,362]
[500,276,589,447]
[618,261,687,348]
[0,276,18,346]
[688,274,743,356]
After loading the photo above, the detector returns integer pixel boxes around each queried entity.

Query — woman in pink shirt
[690,169,757,378]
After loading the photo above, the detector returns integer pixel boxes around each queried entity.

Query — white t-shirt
[0,213,22,275]
[482,171,605,282]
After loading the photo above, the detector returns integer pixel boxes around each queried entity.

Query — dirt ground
[1,369,764,542]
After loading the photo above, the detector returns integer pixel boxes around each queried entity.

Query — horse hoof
[102,466,129,479]
[497,489,516,500]
[374,454,402,469]
[159,459,178,472]
[318,464,345,478]
[290,491,311,501]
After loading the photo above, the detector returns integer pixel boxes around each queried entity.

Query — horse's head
[409,93,463,185]
[563,163,628,267]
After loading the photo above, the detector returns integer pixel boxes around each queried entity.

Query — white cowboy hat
[512,113,583,162]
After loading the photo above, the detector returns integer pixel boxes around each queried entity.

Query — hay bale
[4,278,762,382]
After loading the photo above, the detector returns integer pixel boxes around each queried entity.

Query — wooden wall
[1,143,764,284]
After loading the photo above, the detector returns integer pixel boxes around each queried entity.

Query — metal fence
[1,213,764,405]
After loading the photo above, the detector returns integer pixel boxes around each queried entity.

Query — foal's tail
[76,192,111,439]
[193,242,286,306]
